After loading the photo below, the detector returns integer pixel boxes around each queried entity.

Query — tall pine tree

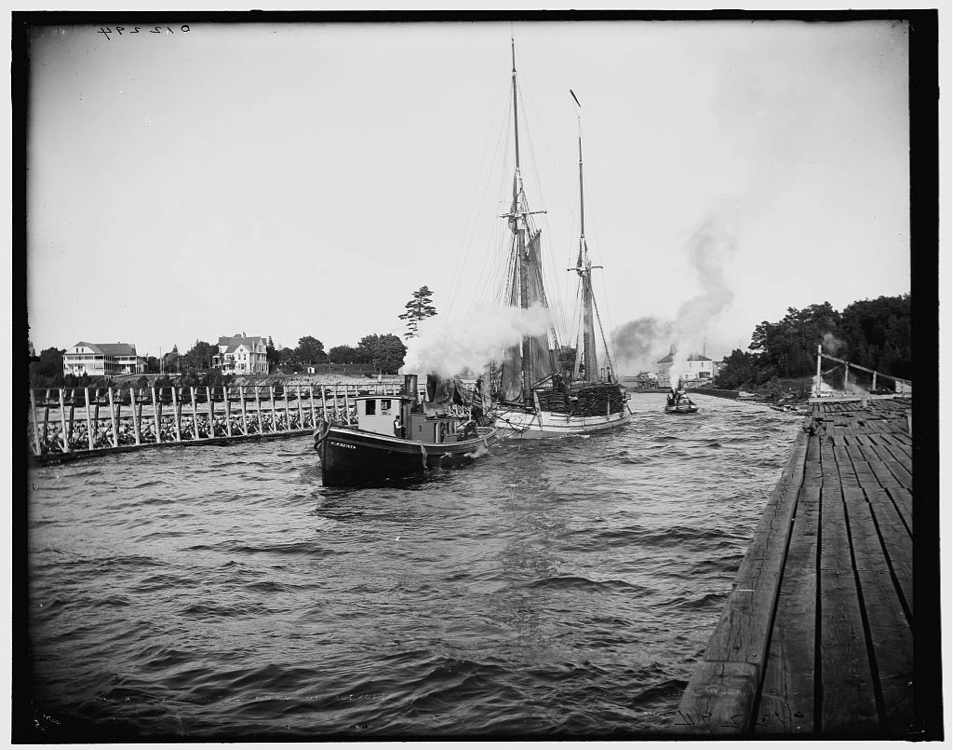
[398,286,437,339]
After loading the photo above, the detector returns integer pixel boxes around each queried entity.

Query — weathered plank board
[756,482,820,734]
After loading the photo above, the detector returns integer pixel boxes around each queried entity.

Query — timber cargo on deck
[674,394,918,738]
[314,374,497,487]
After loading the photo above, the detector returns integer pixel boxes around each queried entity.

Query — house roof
[71,342,138,356]
[217,334,266,354]
[656,351,712,364]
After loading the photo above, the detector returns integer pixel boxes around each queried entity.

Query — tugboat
[664,380,698,414]
[314,374,497,487]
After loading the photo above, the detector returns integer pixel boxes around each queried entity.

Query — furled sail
[523,229,555,384]
[499,245,524,402]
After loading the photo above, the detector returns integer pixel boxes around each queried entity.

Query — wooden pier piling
[675,396,921,738]
[27,379,411,464]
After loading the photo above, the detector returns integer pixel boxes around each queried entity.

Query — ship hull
[494,408,631,437]
[316,425,496,487]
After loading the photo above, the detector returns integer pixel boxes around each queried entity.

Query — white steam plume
[401,303,551,379]
[612,214,737,376]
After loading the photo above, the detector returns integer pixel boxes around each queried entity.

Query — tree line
[714,294,911,391]
[28,287,438,389]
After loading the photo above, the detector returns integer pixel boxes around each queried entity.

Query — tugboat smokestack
[404,374,419,405]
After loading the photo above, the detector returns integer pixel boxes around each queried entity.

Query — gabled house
[63,342,145,376]
[656,346,715,387]
[213,333,269,375]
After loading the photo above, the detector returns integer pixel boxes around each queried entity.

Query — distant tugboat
[314,375,497,487]
[664,380,698,414]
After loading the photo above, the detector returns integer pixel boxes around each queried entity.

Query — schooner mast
[569,90,614,384]
[500,37,556,404]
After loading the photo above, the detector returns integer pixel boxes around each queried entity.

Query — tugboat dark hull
[315,425,496,487]
[664,403,698,414]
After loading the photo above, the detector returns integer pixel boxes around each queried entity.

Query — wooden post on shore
[844,362,850,391]
[344,385,351,424]
[296,385,304,427]
[30,390,42,455]
[225,386,232,437]
[58,389,70,453]
[872,372,878,391]
[283,386,291,431]
[321,385,328,421]
[309,386,316,428]
[240,386,248,435]
[107,387,119,448]
[190,387,199,440]
[255,385,263,434]
[269,386,278,433]
[207,386,214,438]
[815,344,823,397]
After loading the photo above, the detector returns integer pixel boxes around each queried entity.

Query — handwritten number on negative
[98,25,190,40]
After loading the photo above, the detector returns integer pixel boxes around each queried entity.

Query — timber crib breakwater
[28,380,406,465]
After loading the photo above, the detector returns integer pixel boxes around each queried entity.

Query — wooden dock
[674,396,932,738]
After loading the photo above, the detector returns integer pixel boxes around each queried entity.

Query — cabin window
[365,400,376,416]
[380,399,391,415]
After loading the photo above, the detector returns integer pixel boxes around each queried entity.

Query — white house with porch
[213,334,269,375]
[63,342,145,376]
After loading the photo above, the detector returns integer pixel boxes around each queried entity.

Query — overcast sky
[25,17,912,371]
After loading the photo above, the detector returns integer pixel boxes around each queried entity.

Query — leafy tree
[183,340,215,372]
[713,349,760,389]
[398,286,437,339]
[162,345,181,374]
[750,302,841,378]
[329,344,359,364]
[839,294,910,379]
[294,336,325,366]
[29,347,65,387]
[278,347,298,372]
[266,336,280,370]
[357,333,407,374]
[145,356,160,374]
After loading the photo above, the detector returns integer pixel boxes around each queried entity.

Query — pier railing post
[207,385,214,438]
[131,388,141,445]
[309,385,316,428]
[82,389,94,451]
[296,385,304,428]
[269,386,278,433]
[225,386,232,437]
[255,386,262,434]
[240,386,248,435]
[815,344,822,397]
[172,387,182,442]
[190,386,199,440]
[283,386,291,431]
[58,389,70,453]
[30,389,42,456]
[107,387,118,448]
[152,386,162,443]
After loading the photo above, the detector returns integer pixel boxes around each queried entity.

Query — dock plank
[677,399,917,738]
[756,482,820,734]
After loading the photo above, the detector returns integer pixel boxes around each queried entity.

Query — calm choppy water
[25,393,801,741]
